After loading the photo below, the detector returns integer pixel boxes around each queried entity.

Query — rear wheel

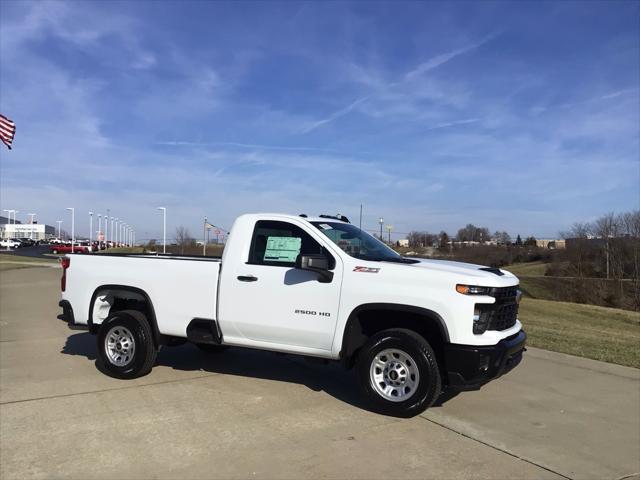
[356,328,441,417]
[97,310,157,379]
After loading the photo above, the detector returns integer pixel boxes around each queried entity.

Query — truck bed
[62,253,222,337]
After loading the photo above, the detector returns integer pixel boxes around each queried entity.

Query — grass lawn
[519,298,640,368]
[0,255,58,271]
[504,261,547,276]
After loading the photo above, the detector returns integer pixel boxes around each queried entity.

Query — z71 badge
[353,266,380,273]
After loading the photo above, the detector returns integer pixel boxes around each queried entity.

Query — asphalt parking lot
[1,267,639,480]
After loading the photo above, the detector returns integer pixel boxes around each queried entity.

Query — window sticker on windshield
[354,266,380,273]
[263,236,302,263]
[318,224,333,230]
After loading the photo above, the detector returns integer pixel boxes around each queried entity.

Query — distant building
[1,217,55,240]
[536,239,566,249]
[398,239,409,247]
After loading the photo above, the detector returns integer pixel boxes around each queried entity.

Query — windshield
[311,221,418,263]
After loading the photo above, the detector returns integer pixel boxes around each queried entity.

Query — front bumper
[444,329,526,390]
[57,300,89,331]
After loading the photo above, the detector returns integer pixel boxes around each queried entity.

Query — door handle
[237,275,258,282]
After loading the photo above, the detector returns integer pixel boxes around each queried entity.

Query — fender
[89,284,162,346]
[339,302,450,361]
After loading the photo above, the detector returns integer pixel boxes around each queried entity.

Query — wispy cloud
[533,87,639,114]
[300,33,499,133]
[299,96,370,134]
[404,33,499,81]
[425,118,481,131]
[157,141,360,155]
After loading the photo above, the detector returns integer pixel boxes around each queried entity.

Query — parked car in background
[50,243,93,254]
[18,238,36,247]
[0,239,22,249]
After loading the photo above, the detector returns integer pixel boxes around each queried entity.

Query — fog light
[473,307,489,334]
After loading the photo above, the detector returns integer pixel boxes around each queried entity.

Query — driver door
[222,219,343,351]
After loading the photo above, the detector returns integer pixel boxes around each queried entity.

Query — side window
[248,220,334,268]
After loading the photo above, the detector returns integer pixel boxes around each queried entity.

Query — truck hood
[406,258,518,283]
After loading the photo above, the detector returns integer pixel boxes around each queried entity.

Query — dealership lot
[1,267,638,479]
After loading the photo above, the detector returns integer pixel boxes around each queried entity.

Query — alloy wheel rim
[369,348,420,402]
[105,325,136,367]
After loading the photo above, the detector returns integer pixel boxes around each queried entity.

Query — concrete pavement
[1,267,638,479]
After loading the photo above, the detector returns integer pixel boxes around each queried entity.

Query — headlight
[456,284,492,295]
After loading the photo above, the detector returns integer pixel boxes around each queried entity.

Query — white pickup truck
[58,213,526,416]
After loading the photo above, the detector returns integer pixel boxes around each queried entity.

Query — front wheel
[356,328,441,417]
[97,310,157,379]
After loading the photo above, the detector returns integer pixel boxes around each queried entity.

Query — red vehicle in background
[50,242,93,255]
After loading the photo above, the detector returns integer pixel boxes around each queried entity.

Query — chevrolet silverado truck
[58,213,526,417]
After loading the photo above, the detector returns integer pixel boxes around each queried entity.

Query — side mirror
[295,254,334,283]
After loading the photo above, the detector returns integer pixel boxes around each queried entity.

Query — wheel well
[341,306,448,373]
[89,285,161,346]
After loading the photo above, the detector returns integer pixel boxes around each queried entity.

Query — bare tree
[456,224,490,243]
[407,231,438,248]
[175,226,194,255]
[493,231,511,245]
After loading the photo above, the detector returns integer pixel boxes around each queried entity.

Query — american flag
[0,114,16,150]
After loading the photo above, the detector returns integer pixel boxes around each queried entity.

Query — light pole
[386,224,393,244]
[98,214,102,248]
[66,208,75,253]
[3,209,11,224]
[106,209,110,247]
[28,213,36,239]
[13,210,19,224]
[379,217,384,241]
[57,220,63,239]
[89,212,93,244]
[110,216,114,244]
[157,207,166,254]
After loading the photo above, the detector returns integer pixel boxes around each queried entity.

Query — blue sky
[0,1,638,241]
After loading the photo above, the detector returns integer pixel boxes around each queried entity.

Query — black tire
[97,310,157,379]
[356,328,441,417]
[195,343,229,354]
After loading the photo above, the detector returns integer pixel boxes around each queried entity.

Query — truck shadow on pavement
[61,332,458,411]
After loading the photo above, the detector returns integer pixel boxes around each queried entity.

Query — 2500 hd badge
[295,309,330,317]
